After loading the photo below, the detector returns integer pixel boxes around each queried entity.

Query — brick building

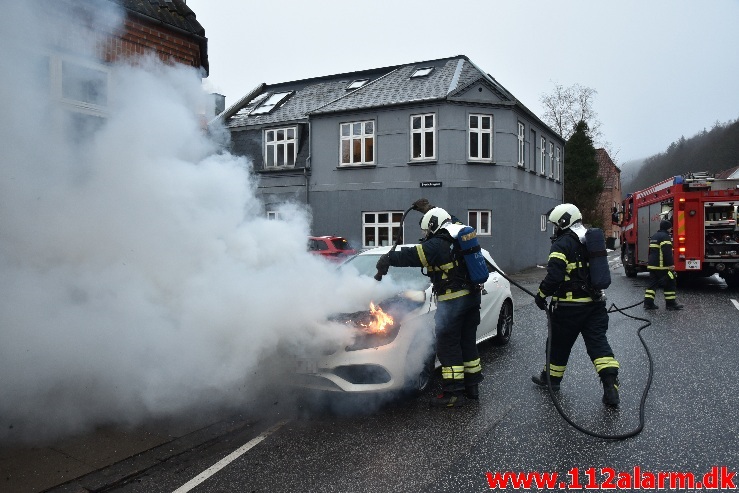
[594,148,621,246]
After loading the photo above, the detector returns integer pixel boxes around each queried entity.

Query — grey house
[219,55,564,272]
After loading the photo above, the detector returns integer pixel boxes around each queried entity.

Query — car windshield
[342,253,430,290]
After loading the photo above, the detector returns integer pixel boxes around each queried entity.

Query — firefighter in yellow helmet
[531,203,620,407]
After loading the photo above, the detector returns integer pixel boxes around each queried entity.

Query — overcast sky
[186,0,738,164]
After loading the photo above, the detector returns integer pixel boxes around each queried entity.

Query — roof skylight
[251,91,292,115]
[411,67,434,78]
[347,79,369,90]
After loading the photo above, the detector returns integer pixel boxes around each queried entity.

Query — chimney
[210,93,226,118]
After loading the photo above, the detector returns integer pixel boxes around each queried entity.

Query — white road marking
[732,299,739,311]
[172,420,287,493]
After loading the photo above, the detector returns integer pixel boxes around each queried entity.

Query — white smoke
[0,2,400,443]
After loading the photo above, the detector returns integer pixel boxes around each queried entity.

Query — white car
[293,245,514,394]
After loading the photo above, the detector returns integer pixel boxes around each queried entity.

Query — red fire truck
[619,171,739,287]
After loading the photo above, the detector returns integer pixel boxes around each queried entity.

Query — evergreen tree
[564,121,604,226]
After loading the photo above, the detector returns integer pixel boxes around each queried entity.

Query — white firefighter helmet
[420,207,452,234]
[548,203,582,230]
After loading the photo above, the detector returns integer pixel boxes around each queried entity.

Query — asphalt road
[68,252,739,493]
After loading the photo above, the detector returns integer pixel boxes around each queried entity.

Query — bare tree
[540,82,603,143]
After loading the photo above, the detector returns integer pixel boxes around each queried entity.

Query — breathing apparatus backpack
[583,227,611,291]
[441,224,490,285]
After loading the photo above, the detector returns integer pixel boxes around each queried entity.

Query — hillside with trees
[623,118,739,194]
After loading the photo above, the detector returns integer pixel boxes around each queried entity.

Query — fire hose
[493,267,653,440]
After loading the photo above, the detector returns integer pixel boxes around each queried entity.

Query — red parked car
[308,236,357,261]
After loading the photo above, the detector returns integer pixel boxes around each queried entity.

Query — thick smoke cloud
[0,2,399,443]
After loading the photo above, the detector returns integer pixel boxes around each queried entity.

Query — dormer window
[411,67,434,78]
[347,79,369,90]
[251,91,292,115]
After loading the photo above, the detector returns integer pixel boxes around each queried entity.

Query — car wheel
[623,246,637,278]
[491,299,513,346]
[405,351,436,395]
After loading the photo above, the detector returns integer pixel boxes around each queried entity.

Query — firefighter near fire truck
[375,200,486,408]
[644,220,684,310]
[532,203,621,408]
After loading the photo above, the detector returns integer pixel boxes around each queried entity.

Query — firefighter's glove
[412,198,434,213]
[534,294,548,311]
[376,254,391,276]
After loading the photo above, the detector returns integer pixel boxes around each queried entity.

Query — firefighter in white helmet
[531,203,621,407]
[376,204,483,407]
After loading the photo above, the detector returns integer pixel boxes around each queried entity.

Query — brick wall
[595,149,621,240]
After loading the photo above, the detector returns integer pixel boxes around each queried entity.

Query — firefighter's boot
[429,391,465,408]
[464,384,479,400]
[601,373,620,407]
[531,370,561,390]
[643,298,658,310]
[666,300,684,310]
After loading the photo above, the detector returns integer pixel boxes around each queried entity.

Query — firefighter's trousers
[645,270,677,302]
[434,291,482,392]
[545,301,619,381]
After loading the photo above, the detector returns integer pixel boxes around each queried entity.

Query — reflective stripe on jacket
[538,230,593,304]
[647,229,674,270]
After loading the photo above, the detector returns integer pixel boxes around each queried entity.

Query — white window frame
[548,142,554,178]
[340,120,375,166]
[264,126,298,168]
[363,211,404,248]
[468,114,493,162]
[530,129,537,171]
[468,210,492,236]
[555,146,561,181]
[517,122,525,167]
[541,214,548,232]
[251,91,291,115]
[267,211,280,220]
[540,137,546,175]
[410,113,436,161]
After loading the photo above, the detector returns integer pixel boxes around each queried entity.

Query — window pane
[266,130,274,142]
[392,213,403,222]
[481,212,490,233]
[470,133,479,158]
[413,133,422,158]
[378,213,389,223]
[424,132,433,157]
[287,143,295,165]
[470,115,478,128]
[482,116,491,130]
[341,140,350,164]
[341,124,350,137]
[276,129,284,141]
[379,227,390,247]
[365,137,374,162]
[469,211,478,227]
[266,144,274,167]
[482,134,491,159]
[62,61,107,106]
[424,115,434,128]
[365,121,374,134]
[412,116,421,130]
[365,213,376,223]
[365,227,376,246]
[391,226,402,244]
[277,143,285,165]
[353,122,362,136]
[353,139,361,163]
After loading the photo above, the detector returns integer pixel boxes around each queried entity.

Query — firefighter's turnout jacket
[538,230,593,304]
[647,229,674,269]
